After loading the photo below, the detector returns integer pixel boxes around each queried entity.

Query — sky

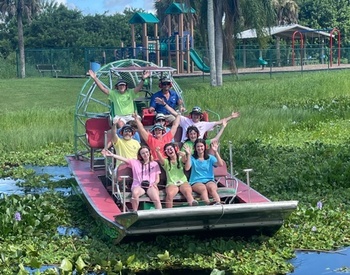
[54,0,156,15]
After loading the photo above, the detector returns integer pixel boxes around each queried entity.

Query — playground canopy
[236,24,333,40]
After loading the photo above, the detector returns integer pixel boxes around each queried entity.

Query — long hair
[164,143,181,170]
[185,125,200,142]
[193,138,209,160]
[137,145,152,179]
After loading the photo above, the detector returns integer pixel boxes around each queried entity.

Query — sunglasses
[123,129,133,133]
[157,119,165,122]
[161,82,171,86]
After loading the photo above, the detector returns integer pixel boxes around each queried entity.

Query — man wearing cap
[149,76,185,124]
[133,113,180,160]
[105,120,141,165]
[156,100,240,142]
[89,69,150,128]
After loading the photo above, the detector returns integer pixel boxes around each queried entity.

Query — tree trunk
[214,0,223,86]
[207,0,216,86]
[17,0,25,78]
[276,36,281,67]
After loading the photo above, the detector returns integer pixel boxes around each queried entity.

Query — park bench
[36,64,62,78]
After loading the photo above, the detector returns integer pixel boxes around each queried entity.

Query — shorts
[113,114,140,125]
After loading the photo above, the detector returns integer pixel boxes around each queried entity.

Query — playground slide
[189,48,210,73]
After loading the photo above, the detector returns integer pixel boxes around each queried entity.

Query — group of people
[89,69,240,211]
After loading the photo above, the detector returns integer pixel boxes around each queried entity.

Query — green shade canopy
[129,12,159,24]
[165,2,196,14]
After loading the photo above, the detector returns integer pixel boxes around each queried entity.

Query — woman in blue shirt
[183,139,224,205]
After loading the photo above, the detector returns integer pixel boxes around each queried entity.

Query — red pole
[292,31,304,66]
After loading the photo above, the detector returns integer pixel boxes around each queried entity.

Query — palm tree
[272,0,299,66]
[207,0,216,86]
[272,0,298,25]
[0,0,41,78]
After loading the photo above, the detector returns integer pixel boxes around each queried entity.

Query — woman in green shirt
[156,143,197,208]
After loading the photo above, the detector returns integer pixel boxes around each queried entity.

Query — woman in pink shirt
[103,145,162,211]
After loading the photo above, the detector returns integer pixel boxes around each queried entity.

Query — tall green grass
[1,71,350,152]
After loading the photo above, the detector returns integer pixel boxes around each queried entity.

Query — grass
[1,71,350,151]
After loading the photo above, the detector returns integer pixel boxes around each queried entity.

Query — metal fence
[20,44,350,77]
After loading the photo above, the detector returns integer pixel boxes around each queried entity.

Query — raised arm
[210,140,224,167]
[155,97,178,116]
[132,113,149,142]
[169,114,180,136]
[155,146,165,166]
[110,120,119,144]
[102,149,130,164]
[183,144,192,171]
[215,111,240,125]
[89,70,109,95]
[211,119,227,143]
[177,98,186,113]
[134,71,150,93]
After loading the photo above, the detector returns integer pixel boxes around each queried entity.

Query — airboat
[66,59,298,243]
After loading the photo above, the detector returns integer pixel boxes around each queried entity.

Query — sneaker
[191,200,199,206]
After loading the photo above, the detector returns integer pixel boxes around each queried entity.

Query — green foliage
[297,0,350,46]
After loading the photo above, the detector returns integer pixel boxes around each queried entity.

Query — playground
[19,2,348,78]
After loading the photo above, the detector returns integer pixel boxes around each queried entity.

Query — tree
[207,0,216,86]
[272,0,299,66]
[0,0,40,78]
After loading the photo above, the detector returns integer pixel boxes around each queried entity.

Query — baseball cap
[120,125,134,134]
[155,113,166,121]
[116,79,127,86]
[160,76,172,83]
[190,106,202,115]
[150,123,165,132]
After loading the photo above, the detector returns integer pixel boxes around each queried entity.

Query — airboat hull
[66,155,298,242]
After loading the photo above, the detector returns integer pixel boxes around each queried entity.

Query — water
[288,247,350,274]
[0,166,72,195]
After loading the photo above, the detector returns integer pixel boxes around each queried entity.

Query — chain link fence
[20,44,350,78]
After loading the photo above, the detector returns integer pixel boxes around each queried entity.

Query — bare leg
[165,185,179,208]
[179,183,195,205]
[147,185,162,209]
[191,183,210,204]
[131,186,145,211]
[206,181,221,203]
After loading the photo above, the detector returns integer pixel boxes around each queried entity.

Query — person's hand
[155,146,161,153]
[210,140,219,152]
[132,112,140,120]
[102,149,113,157]
[88,70,96,79]
[183,144,191,156]
[142,70,150,79]
[179,106,186,113]
[112,117,120,127]
[178,151,186,157]
[149,107,155,113]
[231,111,240,119]
[155,97,165,105]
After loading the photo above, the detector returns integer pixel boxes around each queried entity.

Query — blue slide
[189,48,210,73]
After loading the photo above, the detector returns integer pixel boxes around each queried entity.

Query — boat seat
[214,160,238,204]
[85,117,111,170]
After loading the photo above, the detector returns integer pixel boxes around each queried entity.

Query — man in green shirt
[89,69,149,128]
